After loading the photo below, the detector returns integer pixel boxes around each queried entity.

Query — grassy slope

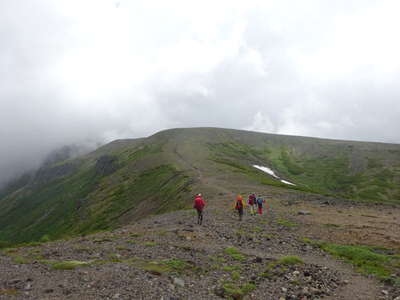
[0,138,192,244]
[198,128,400,202]
[0,127,399,245]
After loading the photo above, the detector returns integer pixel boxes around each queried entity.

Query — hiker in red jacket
[193,193,206,225]
[248,193,256,216]
[235,194,245,221]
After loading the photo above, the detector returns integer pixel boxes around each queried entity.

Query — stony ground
[0,196,400,300]
[1,193,399,300]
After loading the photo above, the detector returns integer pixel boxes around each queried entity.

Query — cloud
[1,0,400,184]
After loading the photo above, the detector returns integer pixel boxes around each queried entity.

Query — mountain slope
[0,127,399,245]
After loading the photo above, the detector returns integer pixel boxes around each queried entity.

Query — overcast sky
[1,0,400,184]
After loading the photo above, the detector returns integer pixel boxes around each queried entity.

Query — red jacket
[194,196,206,211]
[248,194,256,205]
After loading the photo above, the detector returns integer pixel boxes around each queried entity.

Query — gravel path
[1,199,398,300]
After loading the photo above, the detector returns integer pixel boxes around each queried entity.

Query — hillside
[0,127,400,245]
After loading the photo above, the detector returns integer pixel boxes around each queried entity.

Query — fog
[1,0,400,185]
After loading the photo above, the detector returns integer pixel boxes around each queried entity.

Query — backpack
[236,199,243,209]
[249,194,255,205]
[257,197,263,205]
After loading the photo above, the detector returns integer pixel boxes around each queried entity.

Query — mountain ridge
[0,127,399,245]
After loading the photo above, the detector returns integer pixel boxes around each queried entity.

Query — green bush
[224,247,246,261]
[277,256,304,266]
[51,260,90,270]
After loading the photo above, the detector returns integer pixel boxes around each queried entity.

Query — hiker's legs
[239,207,243,221]
[250,205,254,215]
[199,210,203,225]
[258,206,262,215]
[197,209,202,224]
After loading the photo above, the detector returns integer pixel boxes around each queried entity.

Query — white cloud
[1,0,400,184]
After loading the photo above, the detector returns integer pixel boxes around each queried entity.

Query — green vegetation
[0,159,191,245]
[129,233,142,238]
[221,282,256,299]
[13,256,30,264]
[317,242,400,284]
[276,256,304,266]
[40,235,51,243]
[277,218,297,228]
[260,256,304,279]
[129,258,196,275]
[0,289,19,296]
[208,134,400,204]
[209,255,227,264]
[0,127,399,247]
[139,261,172,274]
[223,265,240,272]
[224,247,246,261]
[143,241,158,247]
[303,238,400,285]
[51,260,90,270]
[163,258,191,272]
[231,270,240,280]
[281,150,305,175]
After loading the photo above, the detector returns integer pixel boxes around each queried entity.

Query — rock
[254,257,263,263]
[298,210,311,215]
[9,279,21,285]
[393,296,400,300]
[24,283,32,291]
[292,270,300,276]
[113,293,121,299]
[173,277,185,288]
[343,280,349,284]
[214,287,225,297]
[149,270,162,276]
[281,287,288,293]
[44,289,54,293]
[381,290,389,295]
[310,287,320,295]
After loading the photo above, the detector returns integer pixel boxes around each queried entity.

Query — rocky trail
[1,196,399,299]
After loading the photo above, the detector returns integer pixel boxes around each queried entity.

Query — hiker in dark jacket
[193,193,206,225]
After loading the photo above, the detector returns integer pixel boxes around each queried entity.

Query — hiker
[248,193,256,216]
[235,194,245,221]
[256,195,265,215]
[193,193,206,225]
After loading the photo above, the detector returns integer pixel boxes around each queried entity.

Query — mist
[1,0,400,185]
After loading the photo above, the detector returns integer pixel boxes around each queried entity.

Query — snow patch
[252,165,279,178]
[280,179,296,186]
[253,165,296,186]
